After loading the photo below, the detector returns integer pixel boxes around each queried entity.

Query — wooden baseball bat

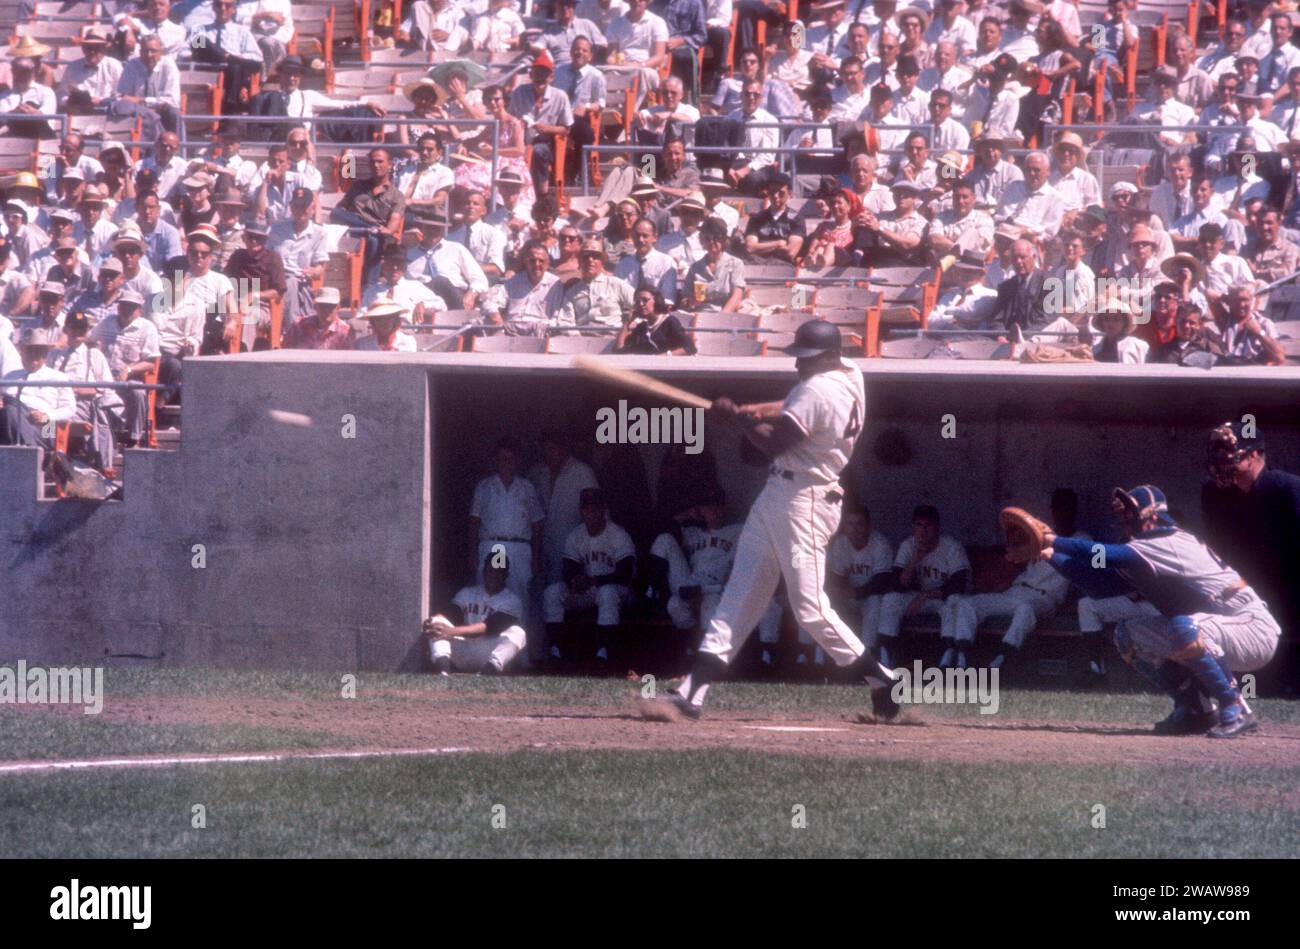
[571,355,712,411]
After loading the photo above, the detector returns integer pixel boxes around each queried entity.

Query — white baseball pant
[478,540,533,607]
[542,581,630,626]
[426,615,527,671]
[878,591,958,640]
[1120,593,1282,674]
[697,478,865,668]
[949,587,1058,648]
[1077,595,1159,633]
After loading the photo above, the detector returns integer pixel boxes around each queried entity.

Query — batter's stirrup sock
[685,652,727,703]
[1168,617,1239,707]
[432,656,451,676]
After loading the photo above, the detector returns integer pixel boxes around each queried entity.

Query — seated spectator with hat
[508,50,574,196]
[75,185,119,263]
[60,27,122,114]
[357,298,417,352]
[32,280,70,334]
[404,209,491,310]
[1091,294,1151,364]
[212,185,249,270]
[0,327,73,450]
[88,288,160,446]
[362,247,448,324]
[0,47,58,138]
[3,197,49,272]
[557,239,636,332]
[29,234,95,299]
[179,223,241,352]
[50,311,123,470]
[225,217,286,344]
[111,224,166,306]
[72,256,127,331]
[179,172,219,234]
[283,287,357,351]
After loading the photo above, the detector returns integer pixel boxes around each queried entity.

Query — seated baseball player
[948,489,1089,671]
[1040,486,1281,738]
[876,504,972,669]
[423,554,528,676]
[542,488,636,668]
[649,485,739,633]
[826,505,895,656]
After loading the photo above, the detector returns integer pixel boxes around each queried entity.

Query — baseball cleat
[870,684,901,722]
[1153,706,1217,736]
[478,660,502,676]
[638,691,701,723]
[1207,704,1259,739]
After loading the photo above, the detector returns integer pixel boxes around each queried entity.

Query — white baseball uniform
[948,531,1090,649]
[427,584,527,671]
[691,362,870,689]
[827,530,894,649]
[650,523,741,630]
[1116,531,1281,674]
[469,472,544,605]
[543,519,636,626]
[878,535,970,639]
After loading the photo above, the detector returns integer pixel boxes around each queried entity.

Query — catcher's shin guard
[1115,622,1183,701]
[1167,616,1239,707]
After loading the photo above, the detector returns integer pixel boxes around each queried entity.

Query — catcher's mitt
[1000,507,1052,564]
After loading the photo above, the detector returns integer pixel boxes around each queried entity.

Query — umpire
[1201,421,1300,694]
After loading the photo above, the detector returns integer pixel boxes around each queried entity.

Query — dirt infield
[10,687,1300,777]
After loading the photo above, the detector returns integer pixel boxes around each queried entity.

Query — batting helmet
[782,319,842,358]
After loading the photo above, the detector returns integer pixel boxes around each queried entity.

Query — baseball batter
[1043,485,1281,738]
[648,320,898,721]
[423,556,528,675]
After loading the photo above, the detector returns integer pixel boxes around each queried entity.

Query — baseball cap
[242,215,270,237]
[314,286,341,306]
[38,279,66,297]
[64,311,91,334]
[49,207,78,223]
[118,288,145,307]
[291,186,315,204]
[99,256,124,274]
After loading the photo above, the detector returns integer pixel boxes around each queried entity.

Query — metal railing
[0,110,68,138]
[176,114,502,210]
[3,379,175,391]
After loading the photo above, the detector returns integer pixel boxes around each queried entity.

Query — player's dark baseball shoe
[871,684,901,722]
[1207,702,1259,739]
[1152,705,1217,736]
[478,660,503,676]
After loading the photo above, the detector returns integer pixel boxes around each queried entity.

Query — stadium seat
[545,336,616,354]
[691,335,765,356]
[692,312,758,334]
[470,335,548,353]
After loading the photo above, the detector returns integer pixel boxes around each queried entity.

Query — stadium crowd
[2,0,1300,470]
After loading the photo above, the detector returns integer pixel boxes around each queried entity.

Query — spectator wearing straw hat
[654,191,708,276]
[0,327,74,450]
[31,280,70,334]
[1048,132,1100,213]
[1091,294,1150,364]
[283,287,357,351]
[557,239,636,331]
[1115,224,1167,294]
[111,225,165,307]
[29,235,95,299]
[179,172,220,234]
[357,298,418,352]
[89,287,160,446]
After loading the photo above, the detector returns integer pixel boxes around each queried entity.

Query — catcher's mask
[1111,485,1177,532]
[1207,421,1262,487]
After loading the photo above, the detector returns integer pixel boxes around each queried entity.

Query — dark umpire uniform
[1201,422,1300,693]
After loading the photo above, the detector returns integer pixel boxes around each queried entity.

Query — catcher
[1001,487,1281,738]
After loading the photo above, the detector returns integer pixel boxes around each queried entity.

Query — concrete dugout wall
[2,351,1297,671]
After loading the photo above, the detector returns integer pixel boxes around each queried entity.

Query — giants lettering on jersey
[686,534,735,557]
[583,550,619,573]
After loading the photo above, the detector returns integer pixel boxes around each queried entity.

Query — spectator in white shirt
[482,239,566,335]
[112,35,182,140]
[396,133,456,215]
[400,0,470,54]
[61,27,124,114]
[236,0,294,73]
[727,78,778,193]
[994,151,1066,239]
[117,0,190,58]
[0,327,74,450]
[0,57,59,138]
[1047,131,1101,212]
[272,55,387,119]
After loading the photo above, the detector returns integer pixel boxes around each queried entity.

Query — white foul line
[742,726,848,733]
[0,746,473,776]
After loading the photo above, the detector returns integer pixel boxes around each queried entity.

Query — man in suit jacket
[990,238,1052,335]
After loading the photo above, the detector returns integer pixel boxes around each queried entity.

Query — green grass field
[1,670,1297,858]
